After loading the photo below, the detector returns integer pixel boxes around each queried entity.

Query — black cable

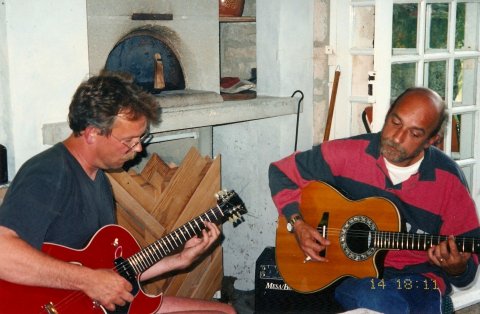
[361,110,372,133]
[291,90,304,151]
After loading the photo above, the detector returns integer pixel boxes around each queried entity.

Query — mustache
[381,138,406,154]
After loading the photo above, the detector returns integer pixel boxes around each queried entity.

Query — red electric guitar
[0,190,246,314]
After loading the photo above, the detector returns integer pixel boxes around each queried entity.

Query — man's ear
[426,134,441,149]
[83,126,100,144]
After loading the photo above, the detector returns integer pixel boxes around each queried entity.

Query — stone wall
[220,0,256,80]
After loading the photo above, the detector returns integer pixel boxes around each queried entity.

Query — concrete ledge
[42,96,299,145]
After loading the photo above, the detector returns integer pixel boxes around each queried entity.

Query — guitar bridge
[318,212,329,258]
[43,302,58,314]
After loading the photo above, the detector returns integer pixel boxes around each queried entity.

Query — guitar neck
[127,206,224,275]
[373,231,480,253]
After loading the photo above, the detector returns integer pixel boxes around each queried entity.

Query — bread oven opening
[87,1,220,98]
[105,28,186,94]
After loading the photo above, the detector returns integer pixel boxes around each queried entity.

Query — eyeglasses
[110,131,153,152]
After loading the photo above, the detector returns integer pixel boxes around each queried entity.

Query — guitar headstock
[216,190,247,226]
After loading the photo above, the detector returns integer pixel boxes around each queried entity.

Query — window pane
[392,3,418,53]
[451,112,475,161]
[426,3,449,50]
[460,164,473,191]
[391,63,416,99]
[453,58,478,107]
[424,60,447,98]
[456,2,480,51]
[352,6,375,49]
[352,55,374,97]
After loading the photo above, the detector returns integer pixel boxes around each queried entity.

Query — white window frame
[330,0,480,309]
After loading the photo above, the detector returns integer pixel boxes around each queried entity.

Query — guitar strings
[40,211,220,312]
[43,199,244,312]
[118,205,226,274]
[315,226,479,240]
[115,198,245,275]
[313,227,478,251]
[105,197,246,280]
[37,290,93,313]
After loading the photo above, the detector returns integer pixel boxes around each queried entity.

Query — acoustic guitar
[275,181,479,293]
[0,190,246,314]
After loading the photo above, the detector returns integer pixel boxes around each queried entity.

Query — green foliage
[391,3,467,99]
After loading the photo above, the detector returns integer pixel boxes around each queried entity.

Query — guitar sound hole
[345,222,371,254]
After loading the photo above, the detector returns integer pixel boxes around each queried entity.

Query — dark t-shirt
[0,143,115,249]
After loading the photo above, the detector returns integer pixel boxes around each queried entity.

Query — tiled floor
[456,303,480,314]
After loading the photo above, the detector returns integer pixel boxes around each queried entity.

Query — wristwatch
[286,215,303,233]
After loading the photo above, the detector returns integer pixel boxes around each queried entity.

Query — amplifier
[255,246,343,314]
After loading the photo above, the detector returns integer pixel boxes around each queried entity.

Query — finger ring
[440,258,445,262]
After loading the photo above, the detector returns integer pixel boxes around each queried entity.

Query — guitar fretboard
[372,231,479,253]
[127,206,225,275]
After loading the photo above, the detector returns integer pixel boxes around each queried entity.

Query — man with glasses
[0,72,236,314]
[110,129,153,153]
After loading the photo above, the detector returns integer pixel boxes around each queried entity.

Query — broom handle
[323,68,340,142]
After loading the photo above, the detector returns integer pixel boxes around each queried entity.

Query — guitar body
[0,225,162,314]
[275,181,401,293]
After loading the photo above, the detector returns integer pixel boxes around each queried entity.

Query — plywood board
[107,148,223,300]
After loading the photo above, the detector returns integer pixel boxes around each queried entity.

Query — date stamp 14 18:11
[370,278,439,290]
